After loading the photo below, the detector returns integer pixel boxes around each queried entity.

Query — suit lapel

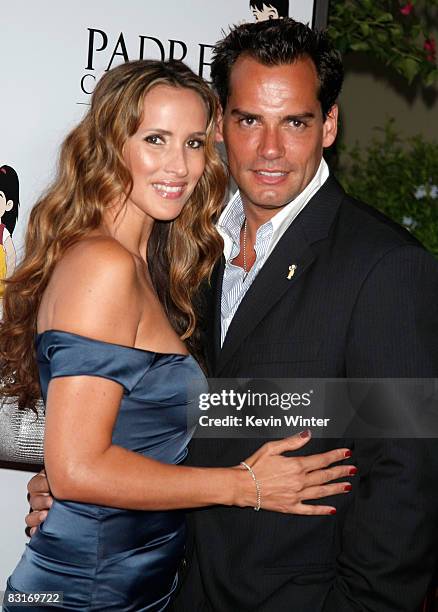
[215,176,345,375]
[216,220,314,374]
[204,257,225,374]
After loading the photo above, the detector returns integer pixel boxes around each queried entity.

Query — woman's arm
[41,237,354,514]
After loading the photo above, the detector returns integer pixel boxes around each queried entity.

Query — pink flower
[400,2,414,15]
[424,38,436,62]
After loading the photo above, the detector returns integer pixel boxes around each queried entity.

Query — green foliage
[328,0,438,86]
[328,3,438,255]
[335,122,438,257]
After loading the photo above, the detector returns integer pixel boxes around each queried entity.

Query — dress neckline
[36,329,192,359]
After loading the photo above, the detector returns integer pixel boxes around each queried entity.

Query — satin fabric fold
[5,330,205,611]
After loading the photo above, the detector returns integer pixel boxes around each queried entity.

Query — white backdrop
[0,0,316,590]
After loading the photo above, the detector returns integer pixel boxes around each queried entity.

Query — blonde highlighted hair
[0,60,227,410]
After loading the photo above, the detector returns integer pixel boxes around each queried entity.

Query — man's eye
[240,117,257,126]
[145,135,164,145]
[291,120,304,128]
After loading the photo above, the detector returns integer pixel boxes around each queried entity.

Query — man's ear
[5,199,13,212]
[215,109,224,143]
[322,104,338,148]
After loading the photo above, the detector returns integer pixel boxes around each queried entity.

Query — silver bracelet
[240,461,261,511]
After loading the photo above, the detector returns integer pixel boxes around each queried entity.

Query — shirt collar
[218,159,329,260]
[268,158,329,253]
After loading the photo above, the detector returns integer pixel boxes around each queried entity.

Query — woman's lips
[151,182,187,199]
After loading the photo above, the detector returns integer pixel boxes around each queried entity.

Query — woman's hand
[235,431,355,515]
[23,433,355,524]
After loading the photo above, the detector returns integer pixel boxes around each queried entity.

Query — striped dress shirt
[217,159,329,346]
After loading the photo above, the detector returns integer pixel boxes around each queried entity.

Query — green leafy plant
[328,0,438,86]
[335,121,438,257]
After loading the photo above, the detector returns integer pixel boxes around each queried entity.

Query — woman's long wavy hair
[0,59,227,410]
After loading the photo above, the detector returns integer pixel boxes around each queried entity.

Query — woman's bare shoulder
[40,236,143,343]
[60,235,137,272]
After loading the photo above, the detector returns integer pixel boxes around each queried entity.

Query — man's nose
[257,127,284,160]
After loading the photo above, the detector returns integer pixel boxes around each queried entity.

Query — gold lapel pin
[287,264,297,280]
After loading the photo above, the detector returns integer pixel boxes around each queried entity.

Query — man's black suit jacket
[174,176,438,612]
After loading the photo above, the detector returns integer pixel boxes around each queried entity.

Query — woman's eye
[145,135,164,145]
[187,139,205,149]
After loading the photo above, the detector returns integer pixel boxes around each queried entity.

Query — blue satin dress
[5,330,205,611]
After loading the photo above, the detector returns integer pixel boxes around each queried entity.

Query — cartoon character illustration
[0,165,19,297]
[250,0,289,21]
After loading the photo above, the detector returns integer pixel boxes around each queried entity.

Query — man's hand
[25,469,53,537]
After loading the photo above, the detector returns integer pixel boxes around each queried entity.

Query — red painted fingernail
[344,450,352,458]
[344,484,352,492]
[349,467,358,476]
[299,429,311,438]
[329,508,337,515]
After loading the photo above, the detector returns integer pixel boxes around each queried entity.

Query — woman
[0,60,353,611]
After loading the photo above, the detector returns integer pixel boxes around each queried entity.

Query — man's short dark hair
[249,0,289,18]
[211,18,343,120]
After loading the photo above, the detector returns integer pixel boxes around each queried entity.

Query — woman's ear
[5,199,14,212]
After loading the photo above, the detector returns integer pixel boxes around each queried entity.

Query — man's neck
[241,199,287,234]
[240,159,326,234]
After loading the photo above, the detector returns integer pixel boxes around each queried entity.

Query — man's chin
[240,184,302,211]
[244,194,299,211]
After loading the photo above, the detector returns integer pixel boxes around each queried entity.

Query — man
[27,19,438,611]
